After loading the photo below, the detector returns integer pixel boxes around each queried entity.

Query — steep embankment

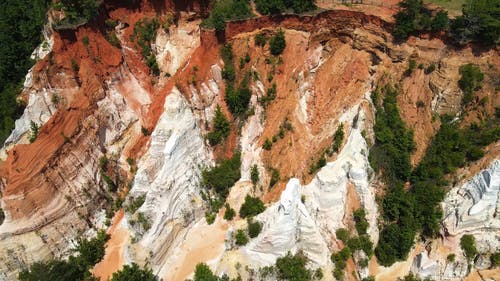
[0,1,498,281]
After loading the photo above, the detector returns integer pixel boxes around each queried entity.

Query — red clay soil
[0,27,122,220]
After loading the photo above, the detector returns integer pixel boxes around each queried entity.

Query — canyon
[0,1,498,281]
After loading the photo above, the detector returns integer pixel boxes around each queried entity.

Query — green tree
[208,105,231,146]
[251,164,259,185]
[193,263,218,281]
[275,252,312,281]
[270,30,286,56]
[458,64,484,105]
[451,0,500,45]
[235,229,249,245]
[239,195,266,218]
[110,263,156,281]
[460,234,478,260]
[247,219,263,238]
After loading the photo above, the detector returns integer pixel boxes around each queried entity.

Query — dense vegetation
[189,263,241,281]
[19,231,109,281]
[393,0,449,41]
[202,152,241,199]
[460,234,478,261]
[203,0,253,31]
[451,0,500,45]
[208,105,231,146]
[131,18,160,75]
[53,0,101,30]
[458,64,484,105]
[239,195,266,218]
[220,44,252,117]
[109,263,156,281]
[255,0,316,15]
[275,252,312,281]
[0,0,52,145]
[394,0,499,45]
[269,30,286,56]
[372,85,500,266]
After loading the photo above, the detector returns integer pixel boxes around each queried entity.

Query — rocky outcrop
[443,160,500,235]
[127,87,212,274]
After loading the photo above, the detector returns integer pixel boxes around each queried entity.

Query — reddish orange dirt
[93,209,129,280]
[0,27,122,220]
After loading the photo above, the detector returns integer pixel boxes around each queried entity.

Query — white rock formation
[442,160,500,234]
[244,178,329,266]
[128,87,212,273]
[303,106,379,244]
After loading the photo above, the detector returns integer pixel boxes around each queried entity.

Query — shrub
[336,228,350,244]
[406,58,417,76]
[424,64,436,74]
[447,253,456,263]
[460,234,477,260]
[275,252,312,281]
[450,0,499,45]
[82,36,90,46]
[269,168,280,187]
[332,123,344,152]
[141,126,149,136]
[263,138,273,150]
[207,105,231,146]
[126,194,146,214]
[255,0,315,15]
[239,195,266,218]
[255,32,267,46]
[491,252,500,267]
[202,152,241,198]
[110,263,156,281]
[459,64,484,105]
[19,230,109,281]
[247,219,263,238]
[251,164,259,185]
[224,203,236,220]
[235,229,249,245]
[203,0,253,31]
[431,11,449,31]
[353,208,369,235]
[205,212,216,225]
[0,208,4,225]
[308,155,326,174]
[131,18,160,75]
[193,263,218,281]
[270,30,286,56]
[29,121,40,143]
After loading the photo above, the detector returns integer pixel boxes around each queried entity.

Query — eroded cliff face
[0,1,499,281]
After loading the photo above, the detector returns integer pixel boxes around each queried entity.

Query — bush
[332,123,344,153]
[126,194,146,214]
[235,229,249,245]
[275,252,312,281]
[353,208,369,235]
[431,11,449,31]
[255,32,267,46]
[424,64,436,74]
[336,228,350,244]
[239,195,266,218]
[247,219,263,238]
[447,253,456,263]
[207,105,231,146]
[251,164,259,185]
[224,203,236,220]
[131,18,160,75]
[203,0,253,31]
[255,0,315,15]
[19,230,109,281]
[202,152,241,198]
[269,168,280,187]
[29,121,40,143]
[450,0,500,45]
[110,263,156,281]
[458,64,484,105]
[263,138,273,150]
[270,30,286,56]
[460,234,477,260]
[193,263,218,281]
[491,252,500,267]
[0,208,4,225]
